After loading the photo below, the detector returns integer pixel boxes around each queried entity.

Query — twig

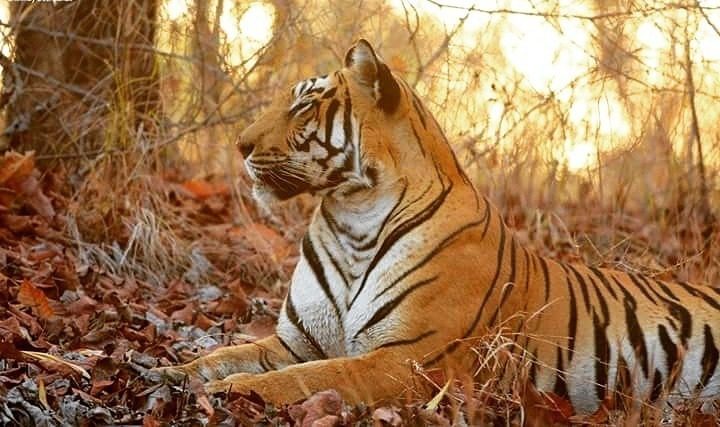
[422,1,719,21]
[683,19,711,221]
[12,62,107,105]
[695,0,720,39]
[34,108,254,160]
[413,3,472,86]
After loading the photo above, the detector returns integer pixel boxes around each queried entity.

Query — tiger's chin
[250,180,308,204]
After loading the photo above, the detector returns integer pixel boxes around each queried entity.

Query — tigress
[153,39,720,414]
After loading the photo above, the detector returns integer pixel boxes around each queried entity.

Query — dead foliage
[2,145,720,425]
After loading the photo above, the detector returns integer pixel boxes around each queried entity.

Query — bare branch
[422,0,719,21]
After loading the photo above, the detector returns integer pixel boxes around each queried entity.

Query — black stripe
[509,239,518,285]
[343,88,353,146]
[288,100,315,117]
[349,177,453,307]
[324,99,340,143]
[388,181,430,226]
[586,272,610,322]
[658,324,679,389]
[523,247,531,291]
[650,369,664,401]
[553,347,568,397]
[487,238,517,326]
[539,256,551,303]
[320,202,367,246]
[479,197,492,239]
[411,93,427,129]
[566,264,591,314]
[531,254,538,274]
[677,281,720,311]
[302,235,341,318]
[322,87,338,99]
[611,276,637,308]
[625,273,658,304]
[699,324,719,389]
[410,122,427,157]
[564,271,578,363]
[318,238,349,288]
[374,219,485,300]
[465,222,507,337]
[324,183,409,253]
[354,277,437,338]
[258,350,269,372]
[258,349,274,372]
[588,266,618,300]
[296,80,309,96]
[423,220,506,368]
[654,279,680,301]
[285,295,328,359]
[425,108,474,187]
[665,316,678,331]
[378,330,437,349]
[276,335,303,363]
[354,183,409,251]
[487,281,516,326]
[613,277,649,377]
[637,275,693,346]
[584,268,612,402]
[593,310,610,402]
[708,286,720,298]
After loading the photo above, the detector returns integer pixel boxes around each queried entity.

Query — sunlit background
[152,0,720,174]
[2,0,719,198]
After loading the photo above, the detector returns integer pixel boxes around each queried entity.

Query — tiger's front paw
[147,365,197,385]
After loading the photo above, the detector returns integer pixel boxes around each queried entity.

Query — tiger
[152,39,720,414]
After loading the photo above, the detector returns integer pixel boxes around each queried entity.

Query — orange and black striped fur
[153,40,720,413]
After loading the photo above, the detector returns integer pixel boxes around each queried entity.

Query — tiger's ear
[344,39,400,114]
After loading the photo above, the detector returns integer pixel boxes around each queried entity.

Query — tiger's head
[238,39,455,203]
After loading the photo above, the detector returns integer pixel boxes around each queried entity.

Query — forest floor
[1,151,718,426]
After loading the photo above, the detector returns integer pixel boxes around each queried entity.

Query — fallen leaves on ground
[17,280,55,320]
[1,151,718,425]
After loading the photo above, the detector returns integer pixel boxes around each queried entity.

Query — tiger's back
[153,39,720,414]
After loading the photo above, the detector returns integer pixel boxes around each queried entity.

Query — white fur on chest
[276,187,464,358]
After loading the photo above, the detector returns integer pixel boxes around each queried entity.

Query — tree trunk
[3,0,159,158]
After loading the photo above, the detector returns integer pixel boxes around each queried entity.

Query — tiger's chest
[277,225,426,359]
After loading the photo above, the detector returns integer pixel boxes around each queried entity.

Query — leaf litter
[1,150,718,425]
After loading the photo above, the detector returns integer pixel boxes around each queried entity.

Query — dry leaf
[0,151,35,188]
[289,389,343,427]
[19,175,55,219]
[38,377,50,411]
[372,407,402,426]
[21,351,91,379]
[189,377,215,417]
[523,383,573,427]
[17,279,55,320]
[181,180,229,200]
[229,223,291,260]
[142,415,161,427]
[425,379,451,411]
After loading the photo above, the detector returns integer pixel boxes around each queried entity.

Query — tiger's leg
[204,347,417,404]
[151,334,300,383]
